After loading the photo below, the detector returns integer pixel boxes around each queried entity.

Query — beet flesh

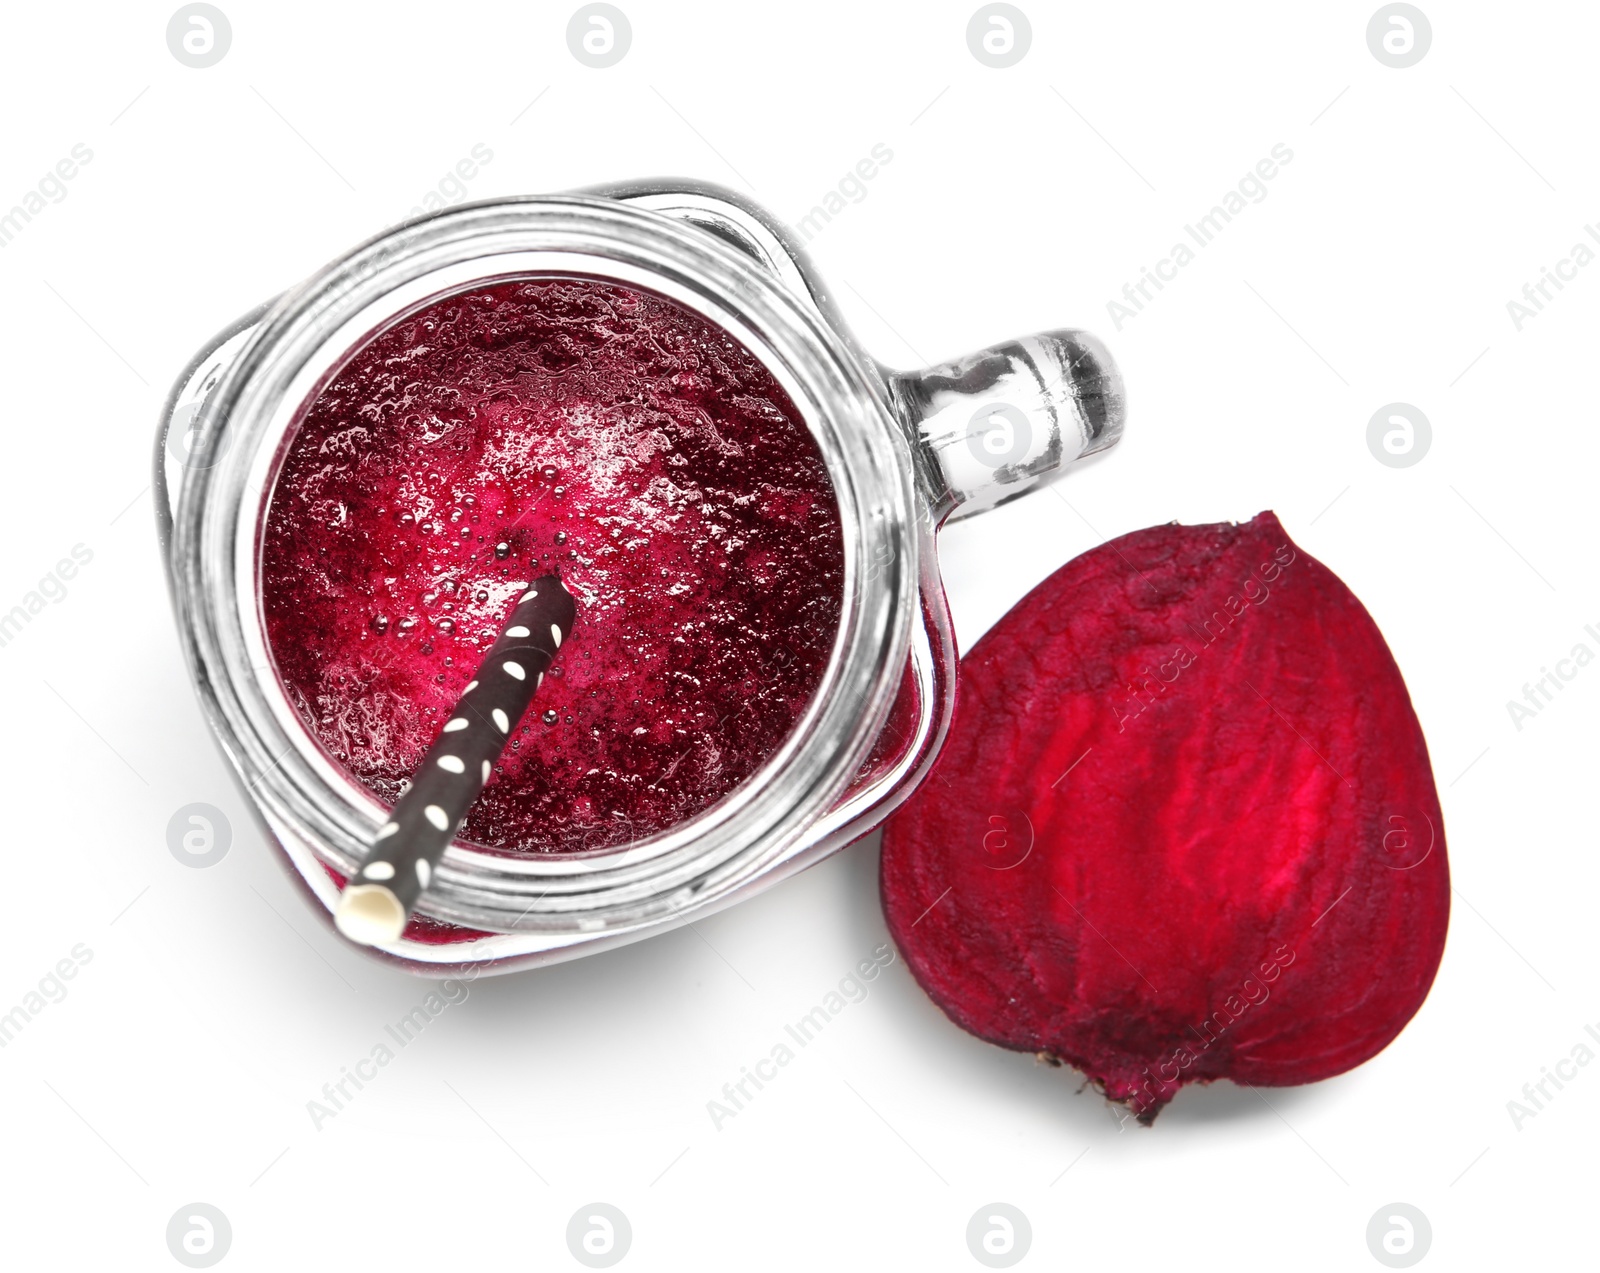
[881,512,1449,1121]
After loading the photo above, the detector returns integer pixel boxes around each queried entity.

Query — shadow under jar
[156,181,1124,976]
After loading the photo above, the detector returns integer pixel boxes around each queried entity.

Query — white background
[1,1,1594,1268]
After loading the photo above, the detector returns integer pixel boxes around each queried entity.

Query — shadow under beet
[1156,1074,1340,1127]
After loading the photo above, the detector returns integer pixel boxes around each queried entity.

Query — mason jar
[155,180,1123,975]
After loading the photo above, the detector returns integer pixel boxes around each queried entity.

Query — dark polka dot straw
[335,574,577,946]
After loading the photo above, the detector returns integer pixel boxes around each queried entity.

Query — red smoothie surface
[260,278,844,855]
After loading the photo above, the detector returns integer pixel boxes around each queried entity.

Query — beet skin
[881,513,1449,1122]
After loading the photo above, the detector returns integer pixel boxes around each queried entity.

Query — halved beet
[881,512,1448,1122]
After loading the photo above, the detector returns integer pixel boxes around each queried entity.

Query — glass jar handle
[889,330,1125,523]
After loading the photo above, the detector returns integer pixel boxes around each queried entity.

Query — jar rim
[168,195,917,938]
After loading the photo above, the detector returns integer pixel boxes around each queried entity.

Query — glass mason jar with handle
[155,180,1124,975]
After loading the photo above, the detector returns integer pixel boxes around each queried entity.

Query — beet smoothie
[260,278,844,855]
